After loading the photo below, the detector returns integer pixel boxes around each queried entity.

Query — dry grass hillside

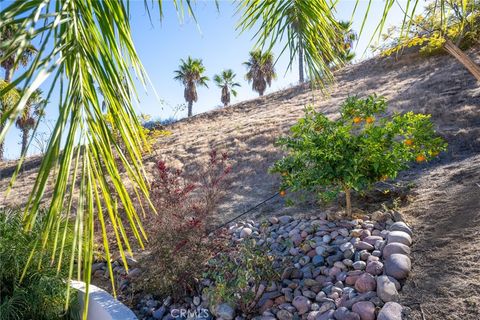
[1,48,479,319]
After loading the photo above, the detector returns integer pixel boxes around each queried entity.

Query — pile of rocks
[224,213,413,320]
[94,211,414,320]
[91,255,143,292]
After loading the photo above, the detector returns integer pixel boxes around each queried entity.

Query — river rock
[355,241,374,251]
[215,303,235,320]
[334,307,361,320]
[354,273,376,293]
[276,310,293,320]
[384,254,411,280]
[312,255,325,266]
[376,275,399,302]
[317,309,335,320]
[292,296,311,315]
[366,261,384,275]
[382,243,411,259]
[279,216,293,224]
[377,302,403,320]
[352,301,376,320]
[389,222,412,236]
[240,227,253,238]
[353,261,366,270]
[152,306,166,319]
[387,231,412,246]
[269,217,279,225]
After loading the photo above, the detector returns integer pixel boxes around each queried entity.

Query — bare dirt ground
[399,154,480,320]
[1,48,479,319]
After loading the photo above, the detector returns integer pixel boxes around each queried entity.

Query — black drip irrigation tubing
[209,188,289,234]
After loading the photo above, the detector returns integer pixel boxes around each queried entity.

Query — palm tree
[213,69,241,107]
[337,21,357,65]
[15,89,45,156]
[0,80,20,160]
[238,0,343,87]
[173,57,209,117]
[244,50,276,96]
[0,25,36,83]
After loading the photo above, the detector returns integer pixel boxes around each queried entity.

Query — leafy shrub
[271,95,447,216]
[375,1,480,57]
[203,239,279,315]
[0,209,78,320]
[140,149,232,298]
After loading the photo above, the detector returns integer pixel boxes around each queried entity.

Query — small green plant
[203,239,279,315]
[0,208,78,320]
[271,95,447,216]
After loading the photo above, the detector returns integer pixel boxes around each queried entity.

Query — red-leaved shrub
[141,149,232,297]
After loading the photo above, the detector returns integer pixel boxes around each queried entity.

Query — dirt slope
[1,47,479,319]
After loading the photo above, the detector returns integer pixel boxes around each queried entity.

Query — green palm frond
[0,1,158,318]
[237,0,341,89]
[0,79,19,109]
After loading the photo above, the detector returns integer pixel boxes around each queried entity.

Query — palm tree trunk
[21,128,29,155]
[443,39,480,82]
[1,68,12,161]
[187,101,193,117]
[298,41,304,83]
[0,124,4,161]
[4,67,12,83]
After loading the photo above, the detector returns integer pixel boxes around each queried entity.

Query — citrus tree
[271,95,447,216]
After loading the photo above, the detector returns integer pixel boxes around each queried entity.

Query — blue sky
[2,0,409,159]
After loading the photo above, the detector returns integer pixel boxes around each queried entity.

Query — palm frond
[0,2,154,318]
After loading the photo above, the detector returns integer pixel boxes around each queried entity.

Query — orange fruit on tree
[353,117,362,124]
[366,116,374,124]
[416,154,426,163]
[279,190,286,197]
[281,172,288,177]
[404,139,414,146]
[380,175,388,181]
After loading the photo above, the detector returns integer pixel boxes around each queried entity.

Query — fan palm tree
[244,50,276,96]
[15,89,45,156]
[0,25,36,83]
[174,57,209,117]
[213,69,241,107]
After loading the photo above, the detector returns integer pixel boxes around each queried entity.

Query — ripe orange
[279,190,286,197]
[365,116,374,124]
[353,117,362,124]
[380,175,388,181]
[404,139,414,146]
[416,154,426,163]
